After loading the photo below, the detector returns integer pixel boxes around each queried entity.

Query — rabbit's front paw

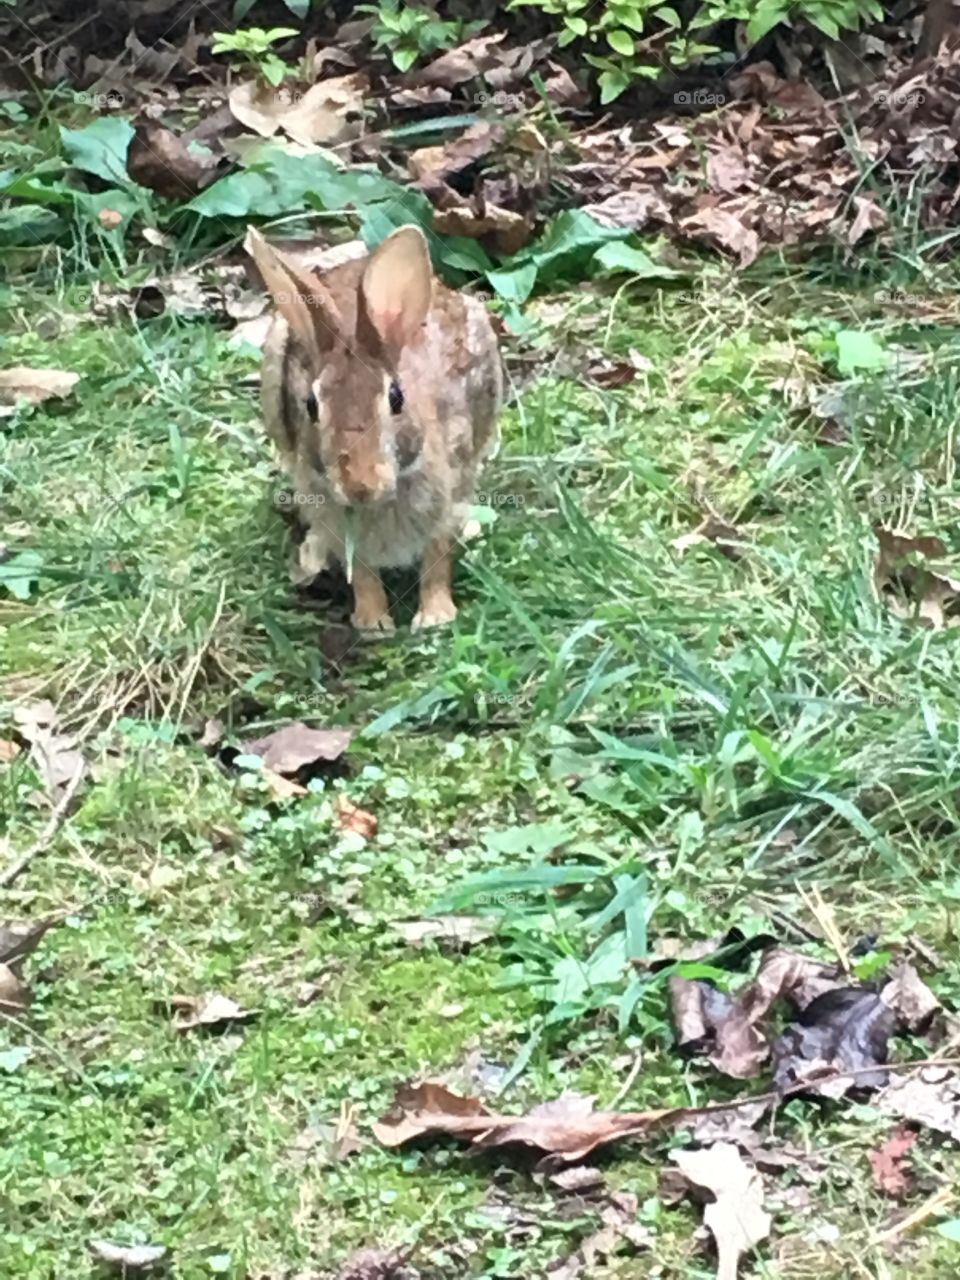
[351,565,395,637]
[412,595,457,631]
[351,607,396,637]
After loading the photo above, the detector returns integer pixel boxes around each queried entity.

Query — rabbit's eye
[304,391,318,423]
[388,380,404,415]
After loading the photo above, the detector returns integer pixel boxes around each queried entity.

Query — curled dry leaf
[432,204,532,256]
[409,33,506,89]
[874,526,960,630]
[334,794,378,840]
[127,123,219,198]
[229,75,365,147]
[88,1240,168,1272]
[241,721,352,776]
[672,1143,771,1280]
[408,123,504,183]
[869,1125,918,1196]
[264,769,308,800]
[878,1066,960,1142]
[373,1081,687,1161]
[170,992,258,1033]
[0,367,80,410]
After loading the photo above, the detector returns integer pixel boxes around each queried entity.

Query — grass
[3,242,960,1279]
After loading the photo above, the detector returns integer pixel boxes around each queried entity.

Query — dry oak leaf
[681,206,760,266]
[242,721,352,775]
[264,769,308,800]
[334,794,377,840]
[672,1143,771,1280]
[373,1081,682,1161]
[0,367,79,409]
[410,33,507,89]
[170,992,259,1033]
[229,75,365,147]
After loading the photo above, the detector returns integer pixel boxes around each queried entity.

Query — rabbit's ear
[360,225,432,354]
[246,227,342,356]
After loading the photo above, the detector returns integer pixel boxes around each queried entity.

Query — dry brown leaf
[0,963,28,1013]
[335,1247,414,1280]
[878,1066,960,1141]
[706,147,752,193]
[673,1143,771,1280]
[409,122,503,183]
[582,189,670,230]
[410,33,506,88]
[334,794,377,840]
[12,699,86,795]
[874,526,960,630]
[0,367,80,409]
[432,203,532,255]
[127,122,219,198]
[389,915,494,948]
[0,739,21,762]
[229,75,365,147]
[390,85,452,108]
[264,768,308,800]
[88,1240,168,1271]
[198,717,224,750]
[242,721,352,775]
[170,992,258,1033]
[869,1125,917,1196]
[550,1190,651,1279]
[543,64,588,108]
[848,195,888,244]
[373,1081,685,1160]
[681,206,760,266]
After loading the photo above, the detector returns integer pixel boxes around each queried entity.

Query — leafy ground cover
[3,240,960,1279]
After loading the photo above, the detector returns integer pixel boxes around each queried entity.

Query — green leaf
[607,28,635,55]
[529,209,631,280]
[746,2,787,42]
[835,328,888,377]
[599,68,630,102]
[0,551,44,600]
[60,117,135,185]
[938,1219,960,1242]
[393,45,420,71]
[282,0,310,15]
[482,822,570,855]
[0,1046,31,1072]
[593,240,681,278]
[233,0,258,17]
[486,261,538,304]
[654,5,681,25]
[565,16,588,34]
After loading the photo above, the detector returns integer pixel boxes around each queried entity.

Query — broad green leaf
[938,1219,960,1242]
[0,551,44,600]
[282,0,310,15]
[607,28,635,55]
[486,261,538,304]
[60,118,135,185]
[566,16,588,34]
[746,3,787,42]
[0,1046,31,1072]
[393,46,420,71]
[835,328,888,376]
[593,240,681,278]
[599,68,631,103]
[530,209,631,277]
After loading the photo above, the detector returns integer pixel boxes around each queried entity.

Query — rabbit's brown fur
[250,226,501,633]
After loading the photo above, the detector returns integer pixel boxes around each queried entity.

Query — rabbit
[248,224,502,634]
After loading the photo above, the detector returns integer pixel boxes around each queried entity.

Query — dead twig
[0,761,85,887]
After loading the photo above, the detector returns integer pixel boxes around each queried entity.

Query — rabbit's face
[249,222,434,506]
[305,355,419,508]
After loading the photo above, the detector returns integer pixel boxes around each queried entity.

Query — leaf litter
[672,1143,771,1280]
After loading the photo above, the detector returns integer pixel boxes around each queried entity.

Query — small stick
[0,761,85,888]
[796,881,852,973]
[873,1185,955,1246]
[608,1052,643,1109]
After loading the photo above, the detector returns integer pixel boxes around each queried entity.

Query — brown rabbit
[248,224,502,633]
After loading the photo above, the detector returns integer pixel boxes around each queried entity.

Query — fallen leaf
[543,63,588,108]
[169,992,258,1033]
[12,699,87,795]
[390,85,451,108]
[264,769,308,800]
[772,987,897,1096]
[706,147,752,194]
[874,526,960,630]
[410,33,507,89]
[0,740,21,762]
[390,916,494,949]
[374,1082,688,1160]
[549,1190,651,1279]
[0,367,80,409]
[127,122,220,198]
[432,204,532,255]
[869,1125,918,1196]
[408,122,504,183]
[670,946,844,1078]
[88,1240,168,1272]
[241,721,352,776]
[672,1143,771,1280]
[582,189,670,230]
[0,964,28,1013]
[848,195,888,244]
[229,75,364,147]
[550,1165,607,1192]
[878,1066,960,1141]
[681,206,760,266]
[334,794,377,839]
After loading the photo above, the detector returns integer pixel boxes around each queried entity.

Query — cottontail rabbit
[248,224,502,633]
